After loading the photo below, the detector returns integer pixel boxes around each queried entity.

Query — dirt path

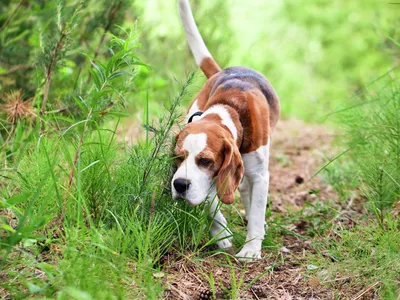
[164,119,340,300]
[269,119,337,212]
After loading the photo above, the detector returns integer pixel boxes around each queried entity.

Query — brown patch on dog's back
[200,87,271,153]
[185,66,279,153]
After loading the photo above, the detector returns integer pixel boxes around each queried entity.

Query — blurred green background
[135,0,400,120]
[1,0,399,122]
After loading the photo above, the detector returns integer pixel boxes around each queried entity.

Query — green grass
[0,75,213,298]
[317,77,400,299]
[310,215,400,299]
[339,80,400,215]
[2,129,400,298]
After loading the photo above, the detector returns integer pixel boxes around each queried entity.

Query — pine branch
[94,0,123,59]
[41,0,86,115]
[0,0,24,33]
[86,0,123,84]
[140,72,195,190]
[41,34,66,115]
[0,64,32,76]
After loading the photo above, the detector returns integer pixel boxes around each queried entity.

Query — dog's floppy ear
[170,132,181,170]
[216,139,244,204]
[172,133,179,148]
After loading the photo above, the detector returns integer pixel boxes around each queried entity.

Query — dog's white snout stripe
[183,133,207,155]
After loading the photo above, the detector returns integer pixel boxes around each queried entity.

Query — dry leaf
[277,291,293,300]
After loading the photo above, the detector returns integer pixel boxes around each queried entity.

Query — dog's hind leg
[208,194,233,249]
[236,142,270,261]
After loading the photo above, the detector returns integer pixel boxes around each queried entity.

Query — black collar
[187,111,203,123]
[187,110,245,152]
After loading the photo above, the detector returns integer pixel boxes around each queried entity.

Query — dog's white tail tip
[178,0,221,78]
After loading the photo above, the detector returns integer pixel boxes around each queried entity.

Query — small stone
[309,194,317,201]
[281,246,291,254]
[152,272,164,278]
[295,175,304,184]
[307,265,319,270]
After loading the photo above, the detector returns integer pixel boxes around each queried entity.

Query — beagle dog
[172,0,280,261]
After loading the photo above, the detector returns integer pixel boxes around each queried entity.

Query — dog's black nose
[173,178,191,194]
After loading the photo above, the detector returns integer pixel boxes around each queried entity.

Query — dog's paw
[216,236,233,249]
[236,246,262,262]
[211,225,233,249]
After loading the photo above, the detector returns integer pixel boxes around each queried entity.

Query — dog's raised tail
[178,0,221,78]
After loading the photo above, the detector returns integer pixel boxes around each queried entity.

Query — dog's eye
[198,158,212,167]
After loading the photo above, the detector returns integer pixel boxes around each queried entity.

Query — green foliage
[0,4,214,295]
[317,74,400,298]
[0,71,215,298]
[271,0,400,118]
[331,79,400,223]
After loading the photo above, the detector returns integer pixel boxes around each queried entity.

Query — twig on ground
[351,281,380,300]
[292,273,302,285]
[329,195,355,224]
[250,287,261,300]
[167,284,190,300]
[323,276,353,284]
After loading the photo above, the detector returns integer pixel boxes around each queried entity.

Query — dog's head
[171,119,244,206]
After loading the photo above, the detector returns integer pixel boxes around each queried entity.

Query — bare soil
[269,119,337,212]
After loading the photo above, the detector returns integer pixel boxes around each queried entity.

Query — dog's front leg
[236,144,270,261]
[208,191,233,249]
[238,176,251,221]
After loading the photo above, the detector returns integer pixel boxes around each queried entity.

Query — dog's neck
[199,104,244,151]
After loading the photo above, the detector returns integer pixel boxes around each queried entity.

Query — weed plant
[335,80,400,224]
[318,78,400,298]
